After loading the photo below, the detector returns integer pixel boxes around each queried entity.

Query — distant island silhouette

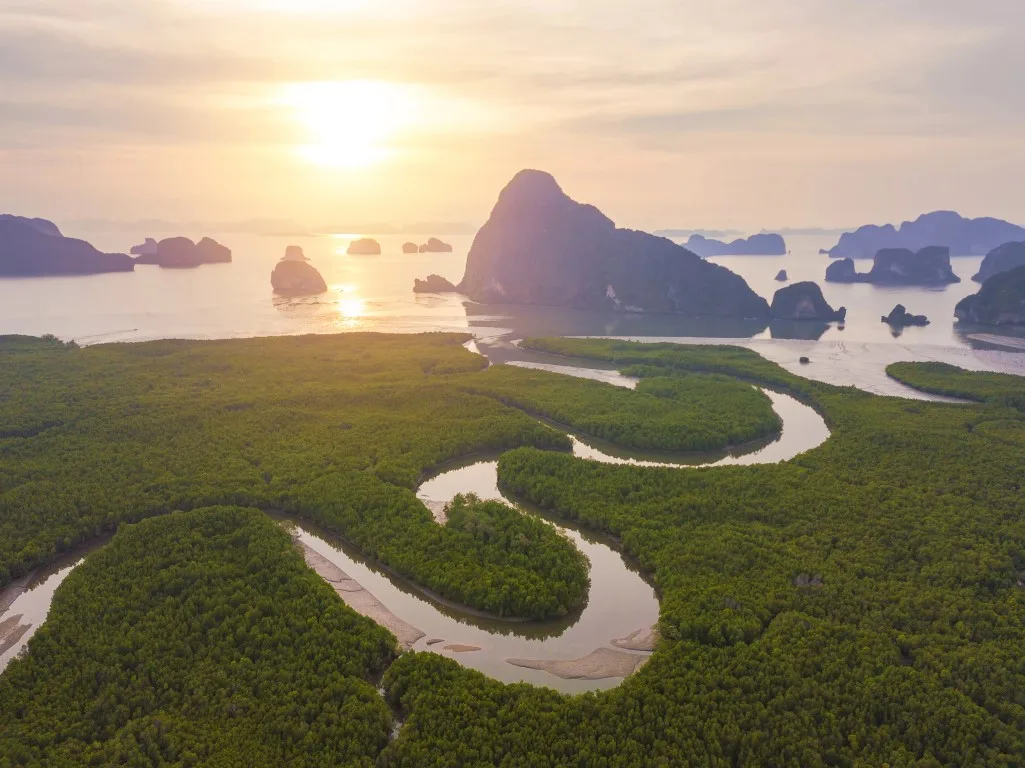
[134,237,232,268]
[824,211,1025,259]
[973,242,1025,283]
[0,215,134,276]
[683,233,786,258]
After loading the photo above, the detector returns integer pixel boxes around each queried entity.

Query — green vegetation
[5,335,1025,765]
[0,507,396,767]
[379,339,1025,766]
[441,494,589,618]
[889,361,1025,410]
[0,333,583,619]
[462,364,780,452]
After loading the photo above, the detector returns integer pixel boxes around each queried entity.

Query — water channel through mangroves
[0,354,830,692]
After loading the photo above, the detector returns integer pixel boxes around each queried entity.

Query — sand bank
[300,543,425,649]
[507,648,649,680]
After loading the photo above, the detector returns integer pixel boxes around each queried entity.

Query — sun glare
[281,80,419,170]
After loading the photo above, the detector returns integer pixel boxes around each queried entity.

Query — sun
[281,80,419,170]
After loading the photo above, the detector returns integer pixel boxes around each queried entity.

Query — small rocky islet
[682,232,786,257]
[133,236,232,268]
[413,274,458,293]
[882,304,930,328]
[769,282,846,323]
[347,238,382,256]
[825,246,959,286]
[271,246,328,297]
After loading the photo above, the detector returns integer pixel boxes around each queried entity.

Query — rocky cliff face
[825,247,959,285]
[868,247,959,285]
[826,211,1025,259]
[458,171,769,318]
[956,267,1025,326]
[770,282,846,322]
[973,242,1025,283]
[0,216,133,276]
[825,259,858,283]
[685,233,787,257]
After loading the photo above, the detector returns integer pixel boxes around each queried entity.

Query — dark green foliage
[379,339,1025,766]
[0,333,582,619]
[0,507,396,767]
[6,334,1025,765]
[462,364,780,452]
[521,336,821,397]
[442,494,589,618]
[889,361,1025,411]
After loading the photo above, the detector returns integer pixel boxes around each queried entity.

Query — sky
[1,0,1024,233]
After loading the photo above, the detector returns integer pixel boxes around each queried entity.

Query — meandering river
[0,357,830,691]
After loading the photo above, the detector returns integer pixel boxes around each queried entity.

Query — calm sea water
[0,230,1019,354]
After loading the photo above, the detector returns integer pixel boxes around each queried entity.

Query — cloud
[1,0,1024,225]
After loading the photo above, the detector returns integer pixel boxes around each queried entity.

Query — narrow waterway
[0,540,109,675]
[0,355,831,692]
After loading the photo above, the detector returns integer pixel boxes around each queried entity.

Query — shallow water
[286,511,658,693]
[406,367,829,690]
[0,541,108,674]
[2,230,1022,355]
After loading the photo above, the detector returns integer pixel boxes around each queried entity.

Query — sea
[2,230,1023,390]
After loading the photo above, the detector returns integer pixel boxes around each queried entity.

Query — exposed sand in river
[611,626,659,652]
[300,543,426,650]
[507,648,649,680]
[0,614,32,658]
[0,574,32,615]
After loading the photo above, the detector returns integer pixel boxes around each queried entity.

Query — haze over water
[0,229,1012,350]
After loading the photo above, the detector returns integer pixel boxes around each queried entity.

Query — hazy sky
[2,0,1024,231]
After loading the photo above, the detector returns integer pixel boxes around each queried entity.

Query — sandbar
[507,648,649,680]
[300,543,426,650]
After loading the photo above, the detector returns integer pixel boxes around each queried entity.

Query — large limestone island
[825,211,1025,259]
[684,232,787,258]
[973,241,1025,283]
[456,170,769,318]
[956,266,1025,326]
[0,215,134,276]
[134,237,232,268]
[770,282,846,322]
[825,247,960,286]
